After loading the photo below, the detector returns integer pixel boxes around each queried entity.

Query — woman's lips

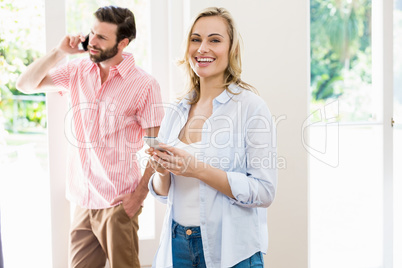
[195,57,215,66]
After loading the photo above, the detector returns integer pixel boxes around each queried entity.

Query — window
[393,0,402,267]
[309,1,384,267]
[0,0,52,267]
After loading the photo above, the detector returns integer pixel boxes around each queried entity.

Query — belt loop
[172,220,178,238]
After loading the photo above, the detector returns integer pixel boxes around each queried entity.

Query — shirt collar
[82,52,135,78]
[177,93,193,111]
[114,52,135,79]
[214,83,241,104]
[83,58,97,73]
[178,83,242,109]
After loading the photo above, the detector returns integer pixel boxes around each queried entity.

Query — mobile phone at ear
[81,35,89,51]
[143,136,166,152]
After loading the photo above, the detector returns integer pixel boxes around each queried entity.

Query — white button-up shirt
[149,84,277,267]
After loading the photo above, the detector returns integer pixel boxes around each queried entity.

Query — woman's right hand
[146,147,170,176]
[147,147,171,196]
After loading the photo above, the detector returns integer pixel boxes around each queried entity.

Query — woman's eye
[191,38,201,42]
[211,39,221,43]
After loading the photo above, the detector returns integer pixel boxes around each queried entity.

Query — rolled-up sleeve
[148,173,169,204]
[227,103,278,208]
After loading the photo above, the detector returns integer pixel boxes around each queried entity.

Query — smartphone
[143,136,166,152]
[81,35,89,51]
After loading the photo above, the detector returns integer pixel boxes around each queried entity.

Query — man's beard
[88,42,119,63]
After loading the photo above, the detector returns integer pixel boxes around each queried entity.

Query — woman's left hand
[151,143,201,178]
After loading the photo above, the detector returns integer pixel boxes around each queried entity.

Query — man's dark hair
[94,6,136,43]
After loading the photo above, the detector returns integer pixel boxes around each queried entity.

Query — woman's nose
[197,41,209,54]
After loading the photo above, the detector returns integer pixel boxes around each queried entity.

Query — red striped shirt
[50,53,164,209]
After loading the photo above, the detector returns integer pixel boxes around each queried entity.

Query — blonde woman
[148,7,277,268]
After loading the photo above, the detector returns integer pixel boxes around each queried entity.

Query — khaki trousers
[69,204,142,268]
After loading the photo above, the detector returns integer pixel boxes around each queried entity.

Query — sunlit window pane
[309,1,382,267]
[394,129,402,268]
[310,126,383,268]
[393,0,402,267]
[394,0,402,124]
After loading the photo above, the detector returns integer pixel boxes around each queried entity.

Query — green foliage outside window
[0,0,46,133]
[311,0,372,122]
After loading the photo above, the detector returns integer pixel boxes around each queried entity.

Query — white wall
[44,0,70,266]
[182,1,310,267]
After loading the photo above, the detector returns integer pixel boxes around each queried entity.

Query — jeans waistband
[172,220,201,239]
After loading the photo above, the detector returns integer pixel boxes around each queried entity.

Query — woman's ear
[234,44,240,57]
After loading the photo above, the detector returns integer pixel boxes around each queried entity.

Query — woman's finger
[158,143,179,155]
[152,149,176,162]
[145,147,154,155]
[149,156,171,175]
[152,154,175,169]
[154,154,190,174]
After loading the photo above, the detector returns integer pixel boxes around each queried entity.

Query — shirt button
[186,229,192,235]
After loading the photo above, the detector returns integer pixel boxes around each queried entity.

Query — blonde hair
[178,7,256,104]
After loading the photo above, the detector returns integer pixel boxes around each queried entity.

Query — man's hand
[110,164,154,218]
[110,185,148,218]
[57,34,88,56]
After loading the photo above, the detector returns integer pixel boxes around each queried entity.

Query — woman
[147,7,277,268]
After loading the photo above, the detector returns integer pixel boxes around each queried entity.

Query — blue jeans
[171,220,264,268]
[231,252,264,268]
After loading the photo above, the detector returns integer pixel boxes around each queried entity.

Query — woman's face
[188,16,231,82]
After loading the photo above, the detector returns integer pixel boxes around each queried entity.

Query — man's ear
[118,38,129,50]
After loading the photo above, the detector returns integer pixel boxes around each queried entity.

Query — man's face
[88,19,120,63]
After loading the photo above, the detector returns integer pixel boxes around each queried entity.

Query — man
[16,6,164,268]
